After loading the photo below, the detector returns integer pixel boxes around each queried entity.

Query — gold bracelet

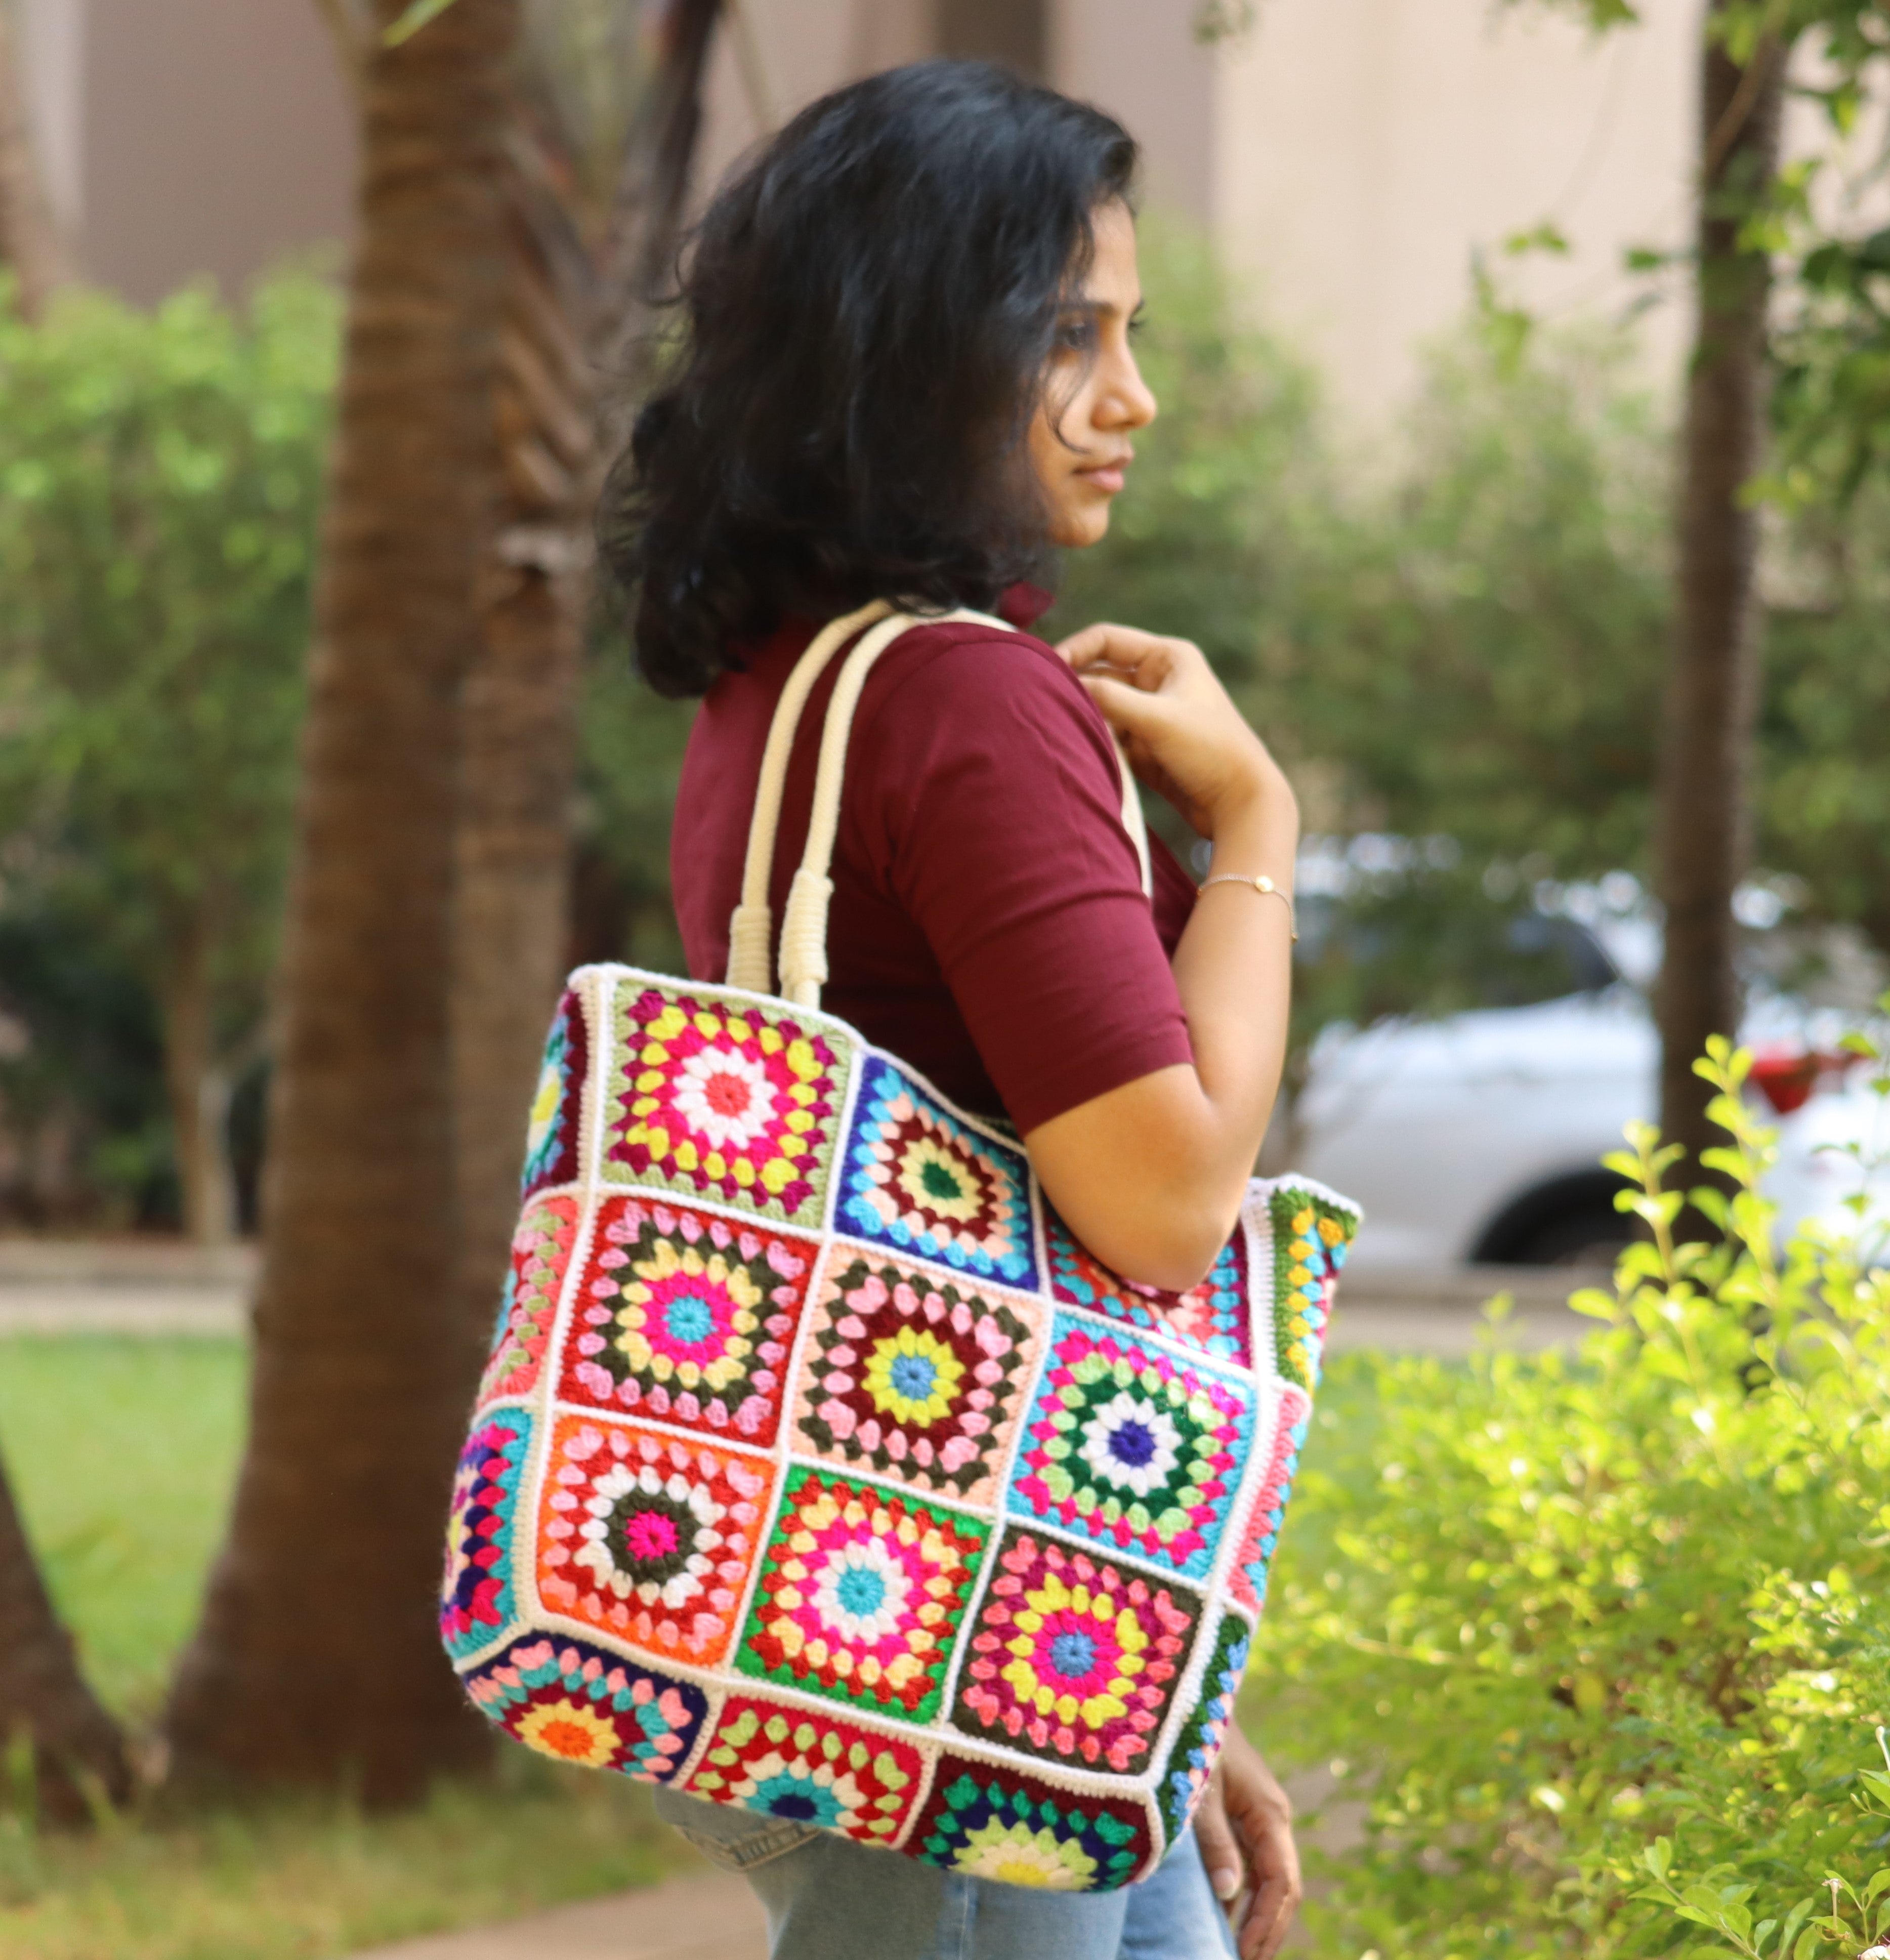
[1197,872,1297,940]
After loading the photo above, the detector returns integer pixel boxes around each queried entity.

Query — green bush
[0,269,337,1224]
[1256,1026,1890,1957]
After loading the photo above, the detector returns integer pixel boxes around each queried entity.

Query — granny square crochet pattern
[685,1698,927,1844]
[790,1247,1041,1505]
[521,990,587,1201]
[908,1756,1152,1892]
[464,1633,708,1780]
[735,1466,989,1723]
[441,1407,532,1662]
[1046,1213,1251,1368]
[558,1195,818,1444]
[447,965,1360,1891]
[838,1063,1037,1287]
[604,987,849,1229]
[1006,1317,1254,1581]
[948,1529,1198,1773]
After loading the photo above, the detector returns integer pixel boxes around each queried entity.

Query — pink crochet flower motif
[606,989,845,1227]
[950,1530,1198,1773]
[536,1415,774,1667]
[559,1195,816,1446]
[737,1468,988,1724]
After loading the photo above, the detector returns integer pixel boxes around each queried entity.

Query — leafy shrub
[1256,1025,1890,1958]
[0,269,337,1227]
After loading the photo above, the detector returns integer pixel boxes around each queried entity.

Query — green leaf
[384,0,457,45]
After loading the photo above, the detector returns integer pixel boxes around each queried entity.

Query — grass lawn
[0,1335,682,1960]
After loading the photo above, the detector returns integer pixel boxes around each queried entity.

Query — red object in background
[1747,1045,1860,1115]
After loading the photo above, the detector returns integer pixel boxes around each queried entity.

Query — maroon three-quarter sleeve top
[670,590,1197,1134]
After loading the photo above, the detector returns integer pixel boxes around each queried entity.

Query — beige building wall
[22,0,1710,420]
[22,0,355,307]
[1211,0,1701,422]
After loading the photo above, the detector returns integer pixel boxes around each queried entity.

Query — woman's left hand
[1194,1724,1301,1960]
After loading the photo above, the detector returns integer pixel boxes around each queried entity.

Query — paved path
[346,1872,767,1960]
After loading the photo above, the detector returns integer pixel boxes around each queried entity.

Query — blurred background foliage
[0,270,334,1230]
[0,223,1885,1228]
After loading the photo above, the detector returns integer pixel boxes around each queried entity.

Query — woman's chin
[1052,502,1114,550]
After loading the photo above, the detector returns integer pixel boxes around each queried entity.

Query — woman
[601,59,1304,1960]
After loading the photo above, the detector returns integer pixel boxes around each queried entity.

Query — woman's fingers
[1056,621,1183,691]
[1192,1780,1246,1909]
[1216,1730,1302,1960]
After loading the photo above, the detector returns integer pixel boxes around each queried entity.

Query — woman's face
[1029,200,1158,550]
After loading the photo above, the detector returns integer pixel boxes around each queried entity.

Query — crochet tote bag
[442,599,1360,1892]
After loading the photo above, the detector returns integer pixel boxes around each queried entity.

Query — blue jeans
[655,1789,1239,1960]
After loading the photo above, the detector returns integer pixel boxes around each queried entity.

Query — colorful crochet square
[463,1634,708,1782]
[735,1467,989,1723]
[790,1249,1041,1505]
[1229,1385,1312,1614]
[837,1064,1037,1287]
[478,1196,579,1406]
[521,988,587,1199]
[1045,1212,1250,1366]
[441,1407,532,1661]
[1159,1611,1251,1840]
[949,1528,1197,1773]
[685,1698,926,1845]
[605,987,846,1229]
[908,1756,1152,1893]
[559,1195,816,1445]
[535,1414,774,1666]
[1007,1316,1253,1580]
[1269,1188,1353,1391]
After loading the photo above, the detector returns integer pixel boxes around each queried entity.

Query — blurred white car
[1292,981,1888,1271]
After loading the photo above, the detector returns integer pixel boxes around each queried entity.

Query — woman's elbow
[1076,1200,1240,1296]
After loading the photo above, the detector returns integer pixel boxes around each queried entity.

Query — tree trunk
[0,1452,131,1825]
[164,0,516,1803]
[0,0,76,324]
[0,0,121,1836]
[453,0,724,1341]
[1654,8,1783,1183]
[159,910,238,1245]
[451,146,594,1360]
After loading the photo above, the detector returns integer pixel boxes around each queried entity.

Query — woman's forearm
[1026,777,1297,1291]
[1166,778,1299,1203]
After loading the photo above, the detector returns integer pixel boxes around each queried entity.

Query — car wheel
[1471,1171,1639,1268]
[1503,1205,1635,1268]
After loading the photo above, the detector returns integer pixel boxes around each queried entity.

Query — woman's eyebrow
[1061,295,1142,322]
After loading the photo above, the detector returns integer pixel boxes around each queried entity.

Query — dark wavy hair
[599,60,1138,698]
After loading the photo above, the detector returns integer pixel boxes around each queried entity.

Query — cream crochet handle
[728,606,1153,1008]
[724,598,892,992]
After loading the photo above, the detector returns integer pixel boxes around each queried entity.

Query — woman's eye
[1055,316,1097,354]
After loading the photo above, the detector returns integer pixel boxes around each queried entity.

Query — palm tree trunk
[453,0,723,1341]
[1654,7,1783,1182]
[164,0,517,1802]
[0,1453,130,1825]
[451,145,594,1358]
[0,1,76,323]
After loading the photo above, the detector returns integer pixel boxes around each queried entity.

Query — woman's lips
[1077,461,1128,493]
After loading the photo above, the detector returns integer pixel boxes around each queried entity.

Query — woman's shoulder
[868,613,1114,759]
